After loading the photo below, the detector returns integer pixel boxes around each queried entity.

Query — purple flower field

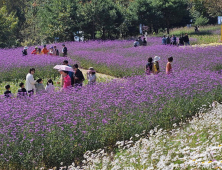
[0,38,222,168]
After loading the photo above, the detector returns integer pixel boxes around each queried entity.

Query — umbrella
[53,65,74,72]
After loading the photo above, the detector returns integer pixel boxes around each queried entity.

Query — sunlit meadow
[0,37,222,169]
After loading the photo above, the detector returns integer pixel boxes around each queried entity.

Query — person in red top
[61,70,71,89]
[41,45,49,55]
[31,46,38,55]
[166,56,173,74]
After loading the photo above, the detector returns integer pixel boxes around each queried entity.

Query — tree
[152,0,189,34]
[0,6,18,47]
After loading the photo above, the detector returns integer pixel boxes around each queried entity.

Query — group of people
[162,33,190,46]
[22,44,68,57]
[4,60,97,98]
[145,56,173,75]
[134,37,147,47]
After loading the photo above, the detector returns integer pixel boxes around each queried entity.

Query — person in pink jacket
[60,71,71,89]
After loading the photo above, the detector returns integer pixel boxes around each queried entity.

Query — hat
[154,56,160,62]
[24,46,28,50]
[35,46,38,49]
[88,67,96,72]
[62,44,65,46]
[50,46,53,49]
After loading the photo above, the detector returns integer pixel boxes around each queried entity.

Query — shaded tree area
[0,0,220,47]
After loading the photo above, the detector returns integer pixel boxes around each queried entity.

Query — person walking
[63,60,74,86]
[62,44,67,57]
[73,64,85,87]
[145,57,154,75]
[25,68,36,96]
[22,47,28,56]
[183,33,190,46]
[87,67,96,85]
[166,57,173,74]
[166,36,171,45]
[45,79,55,93]
[179,34,184,46]
[172,35,177,45]
[153,56,160,74]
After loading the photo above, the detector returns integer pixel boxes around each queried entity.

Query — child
[35,79,45,94]
[166,57,173,74]
[4,85,13,98]
[153,56,160,74]
[145,57,153,75]
[49,46,54,55]
[17,82,27,97]
[45,79,55,93]
[87,67,96,85]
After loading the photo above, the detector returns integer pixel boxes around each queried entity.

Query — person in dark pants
[183,33,190,46]
[62,44,68,57]
[63,60,74,86]
[73,64,85,88]
[22,47,28,56]
[179,34,184,46]
[4,85,13,98]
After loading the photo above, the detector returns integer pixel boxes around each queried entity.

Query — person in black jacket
[22,47,28,56]
[62,44,67,57]
[17,82,27,98]
[183,33,190,46]
[73,64,85,87]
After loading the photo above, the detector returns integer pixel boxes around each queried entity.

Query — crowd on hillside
[22,44,68,57]
[3,60,97,98]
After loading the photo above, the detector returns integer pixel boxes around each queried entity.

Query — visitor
[25,68,36,97]
[22,46,28,56]
[87,67,96,85]
[45,79,55,93]
[179,34,184,46]
[61,70,71,89]
[172,35,177,45]
[37,48,41,54]
[59,70,64,87]
[17,82,27,98]
[153,56,160,74]
[162,35,166,45]
[73,64,85,87]
[166,57,173,74]
[142,38,147,46]
[62,44,67,57]
[41,45,49,55]
[31,46,38,55]
[63,60,74,86]
[183,33,190,46]
[53,46,59,56]
[138,37,143,46]
[35,79,45,94]
[49,46,54,55]
[134,39,139,47]
[166,36,171,45]
[145,57,153,75]
[4,85,13,98]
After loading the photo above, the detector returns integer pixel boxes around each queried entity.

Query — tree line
[0,0,221,47]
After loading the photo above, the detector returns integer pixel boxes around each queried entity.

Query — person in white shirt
[87,67,96,85]
[45,79,55,93]
[25,68,36,96]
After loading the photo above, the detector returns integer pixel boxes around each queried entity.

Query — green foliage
[194,15,209,26]
[0,6,18,47]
